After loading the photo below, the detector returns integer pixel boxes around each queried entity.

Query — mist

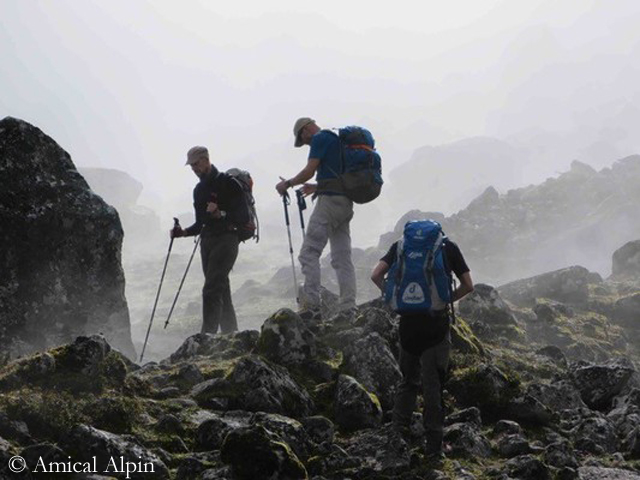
[4,0,640,359]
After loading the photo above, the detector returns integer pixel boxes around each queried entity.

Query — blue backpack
[384,220,453,314]
[323,126,383,204]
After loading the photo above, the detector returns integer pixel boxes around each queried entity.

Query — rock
[526,381,586,412]
[572,417,618,454]
[196,411,252,451]
[506,394,555,426]
[62,424,169,479]
[352,307,397,346]
[20,443,68,470]
[578,466,640,479]
[341,426,411,475]
[493,420,523,437]
[450,319,486,355]
[251,412,314,460]
[334,374,382,431]
[496,434,532,458]
[611,240,640,279]
[256,309,317,366]
[444,422,491,458]
[342,332,401,410]
[498,266,594,307]
[306,444,358,477]
[535,345,568,368]
[446,407,482,428]
[0,117,135,358]
[543,439,579,469]
[613,293,640,329]
[190,355,314,417]
[622,426,640,459]
[169,331,259,363]
[175,457,208,480]
[301,416,335,445]
[0,412,31,444]
[505,454,551,480]
[448,363,520,418]
[155,414,184,436]
[220,425,307,480]
[571,358,636,409]
[458,284,518,326]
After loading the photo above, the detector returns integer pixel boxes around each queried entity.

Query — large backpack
[384,220,452,314]
[226,168,259,243]
[323,126,383,204]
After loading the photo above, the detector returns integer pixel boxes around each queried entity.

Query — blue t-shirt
[309,130,341,182]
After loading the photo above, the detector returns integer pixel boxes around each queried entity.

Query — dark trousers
[392,331,451,451]
[200,232,239,334]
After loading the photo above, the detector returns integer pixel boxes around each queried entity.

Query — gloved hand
[170,227,185,239]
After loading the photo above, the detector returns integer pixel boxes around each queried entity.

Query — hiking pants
[392,331,451,445]
[200,232,239,334]
[298,194,356,310]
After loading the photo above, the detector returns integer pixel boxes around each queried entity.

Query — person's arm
[452,271,474,302]
[276,158,320,195]
[371,260,390,293]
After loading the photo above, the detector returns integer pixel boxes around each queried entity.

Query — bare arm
[276,158,320,195]
[371,260,390,293]
[452,271,474,302]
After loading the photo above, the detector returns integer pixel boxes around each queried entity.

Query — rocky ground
[2,245,640,479]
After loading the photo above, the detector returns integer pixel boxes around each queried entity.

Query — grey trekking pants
[200,232,239,334]
[392,331,451,440]
[298,194,356,310]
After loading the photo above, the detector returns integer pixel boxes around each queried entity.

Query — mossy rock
[451,318,486,356]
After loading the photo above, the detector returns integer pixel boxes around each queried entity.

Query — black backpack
[226,168,259,243]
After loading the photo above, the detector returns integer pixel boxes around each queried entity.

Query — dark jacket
[184,167,248,237]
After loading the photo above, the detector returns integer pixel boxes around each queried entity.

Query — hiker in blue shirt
[371,221,474,459]
[276,117,357,320]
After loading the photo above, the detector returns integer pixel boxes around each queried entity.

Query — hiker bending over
[171,146,248,334]
[275,117,357,320]
[371,220,474,459]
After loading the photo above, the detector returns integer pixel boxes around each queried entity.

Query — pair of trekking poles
[281,189,308,305]
[140,218,200,363]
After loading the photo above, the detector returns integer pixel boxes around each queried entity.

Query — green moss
[0,388,87,441]
[451,318,486,356]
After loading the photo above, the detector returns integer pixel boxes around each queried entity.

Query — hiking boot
[298,306,322,321]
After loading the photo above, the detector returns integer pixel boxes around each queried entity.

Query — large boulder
[169,331,258,363]
[570,358,636,410]
[220,425,307,480]
[498,266,596,307]
[612,293,640,329]
[611,239,640,279]
[578,467,640,480]
[342,332,401,410]
[333,374,382,431]
[0,117,135,358]
[62,424,169,479]
[190,355,314,417]
[256,309,317,366]
[458,284,518,327]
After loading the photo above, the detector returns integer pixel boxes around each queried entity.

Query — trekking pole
[164,235,201,329]
[282,191,299,304]
[140,218,179,363]
[296,188,307,237]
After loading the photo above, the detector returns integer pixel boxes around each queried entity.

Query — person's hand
[300,183,317,197]
[207,202,222,219]
[276,176,291,196]
[170,227,185,239]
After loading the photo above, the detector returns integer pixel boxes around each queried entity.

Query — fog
[4,1,640,357]
[3,1,640,241]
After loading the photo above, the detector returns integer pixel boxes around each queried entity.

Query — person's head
[186,146,212,178]
[293,117,320,147]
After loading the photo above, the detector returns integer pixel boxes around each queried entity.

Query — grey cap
[293,117,315,147]
[186,146,209,165]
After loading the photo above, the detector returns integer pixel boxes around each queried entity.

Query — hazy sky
[2,0,640,226]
